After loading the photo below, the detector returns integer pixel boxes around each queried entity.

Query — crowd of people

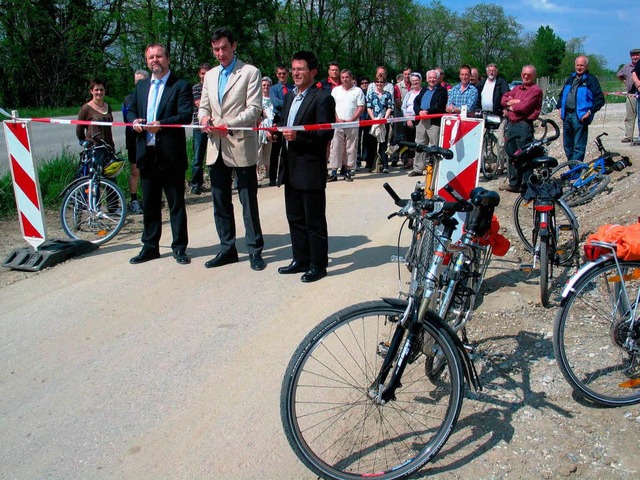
[75,29,634,281]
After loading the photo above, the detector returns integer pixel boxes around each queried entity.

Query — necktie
[147,79,161,122]
[282,85,288,95]
[146,79,161,144]
[219,69,229,104]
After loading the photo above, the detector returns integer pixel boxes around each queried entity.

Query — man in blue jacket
[558,56,605,161]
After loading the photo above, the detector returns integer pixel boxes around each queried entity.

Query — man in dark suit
[276,50,336,283]
[126,43,193,265]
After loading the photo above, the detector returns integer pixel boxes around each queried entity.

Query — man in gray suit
[198,28,265,271]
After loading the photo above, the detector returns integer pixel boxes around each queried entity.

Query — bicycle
[540,88,559,115]
[554,241,640,406]
[397,140,454,274]
[511,119,580,306]
[550,132,632,207]
[280,178,481,480]
[434,186,502,360]
[59,135,127,245]
[478,111,505,180]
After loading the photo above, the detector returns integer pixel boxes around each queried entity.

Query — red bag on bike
[477,215,511,257]
[585,223,640,261]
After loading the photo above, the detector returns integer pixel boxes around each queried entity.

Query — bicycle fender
[556,198,579,230]
[381,297,409,309]
[559,254,615,304]
[59,176,91,198]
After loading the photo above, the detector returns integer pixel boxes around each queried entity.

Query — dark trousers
[284,185,328,269]
[190,129,208,187]
[562,112,588,161]
[505,120,534,189]
[358,126,377,169]
[139,152,188,254]
[209,156,264,255]
[269,137,284,184]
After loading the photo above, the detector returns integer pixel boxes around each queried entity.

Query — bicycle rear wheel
[513,196,578,265]
[481,133,498,180]
[561,174,610,207]
[539,236,551,307]
[281,301,464,480]
[553,261,640,406]
[60,177,126,245]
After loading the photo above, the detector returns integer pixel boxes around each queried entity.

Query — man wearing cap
[617,48,640,143]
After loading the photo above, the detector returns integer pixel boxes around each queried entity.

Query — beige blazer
[198,59,262,167]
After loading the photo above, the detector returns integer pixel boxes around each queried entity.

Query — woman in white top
[398,72,423,168]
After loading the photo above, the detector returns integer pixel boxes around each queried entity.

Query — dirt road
[1,104,639,479]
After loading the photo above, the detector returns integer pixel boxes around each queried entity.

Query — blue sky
[437,0,638,70]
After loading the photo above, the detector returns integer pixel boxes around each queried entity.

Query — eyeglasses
[291,67,309,73]
[360,81,369,85]
[375,81,384,84]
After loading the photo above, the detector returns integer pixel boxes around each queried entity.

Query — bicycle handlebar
[383,182,406,207]
[398,141,454,159]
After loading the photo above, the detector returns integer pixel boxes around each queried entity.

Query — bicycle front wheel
[561,174,610,207]
[513,196,578,265]
[481,133,498,180]
[281,301,464,480]
[553,261,640,406]
[60,177,126,245]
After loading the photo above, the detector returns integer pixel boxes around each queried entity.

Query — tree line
[0,0,611,109]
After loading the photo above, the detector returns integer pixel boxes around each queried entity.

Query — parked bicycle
[478,111,505,180]
[511,119,580,306]
[550,132,632,207]
[434,186,503,361]
[540,88,559,115]
[59,134,127,245]
[554,240,640,406]
[280,176,482,480]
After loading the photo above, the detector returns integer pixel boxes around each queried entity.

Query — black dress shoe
[301,267,327,283]
[129,250,160,264]
[278,260,309,274]
[174,251,191,265]
[249,253,266,271]
[204,251,239,268]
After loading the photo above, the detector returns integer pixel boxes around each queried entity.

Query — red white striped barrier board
[3,120,47,249]
[435,115,483,242]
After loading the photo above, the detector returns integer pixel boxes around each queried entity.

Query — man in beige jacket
[199,27,265,271]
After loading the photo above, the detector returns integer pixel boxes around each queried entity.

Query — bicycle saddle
[531,156,558,169]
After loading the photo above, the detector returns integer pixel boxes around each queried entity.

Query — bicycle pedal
[558,225,573,232]
[519,264,533,272]
[463,344,475,354]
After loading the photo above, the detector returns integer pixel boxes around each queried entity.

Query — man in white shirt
[477,63,510,166]
[327,69,365,182]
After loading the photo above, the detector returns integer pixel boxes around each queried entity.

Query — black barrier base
[2,239,99,272]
